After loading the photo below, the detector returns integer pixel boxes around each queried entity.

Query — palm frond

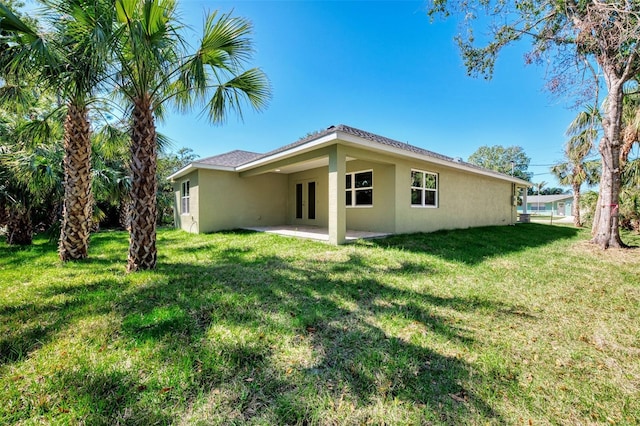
[566,105,601,137]
[550,162,571,186]
[0,84,36,114]
[200,11,254,70]
[204,68,270,123]
[156,131,174,154]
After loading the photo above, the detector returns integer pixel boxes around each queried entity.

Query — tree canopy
[467,145,533,181]
[428,0,640,248]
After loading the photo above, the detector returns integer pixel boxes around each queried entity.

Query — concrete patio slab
[244,225,391,242]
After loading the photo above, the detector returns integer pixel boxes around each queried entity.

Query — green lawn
[1,224,638,425]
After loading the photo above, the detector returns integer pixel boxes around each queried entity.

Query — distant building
[519,194,573,216]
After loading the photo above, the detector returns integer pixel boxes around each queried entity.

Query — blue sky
[159,0,579,184]
[24,0,581,184]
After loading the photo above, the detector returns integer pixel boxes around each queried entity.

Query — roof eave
[167,162,236,181]
[178,127,532,187]
[236,132,339,171]
[335,131,532,187]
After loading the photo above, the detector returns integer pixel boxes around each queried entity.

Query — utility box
[518,213,531,223]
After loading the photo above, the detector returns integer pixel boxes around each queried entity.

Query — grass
[0,224,638,425]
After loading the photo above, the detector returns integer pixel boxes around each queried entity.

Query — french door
[295,181,316,221]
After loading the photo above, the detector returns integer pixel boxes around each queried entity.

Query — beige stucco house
[168,125,531,244]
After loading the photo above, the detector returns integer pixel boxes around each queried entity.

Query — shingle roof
[169,124,531,185]
[243,124,519,181]
[253,124,456,163]
[196,150,263,168]
[526,194,573,203]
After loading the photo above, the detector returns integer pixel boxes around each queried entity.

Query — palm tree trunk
[6,202,32,245]
[59,101,93,261]
[119,196,131,231]
[572,183,582,227]
[127,94,157,272]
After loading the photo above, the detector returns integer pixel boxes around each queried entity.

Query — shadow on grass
[0,279,127,365]
[370,223,581,265]
[0,227,558,423]
[108,247,522,423]
[0,238,57,267]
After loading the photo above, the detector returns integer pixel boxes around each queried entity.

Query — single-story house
[518,194,573,216]
[168,124,532,244]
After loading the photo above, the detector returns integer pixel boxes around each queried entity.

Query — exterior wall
[175,169,287,233]
[345,159,396,233]
[173,170,199,233]
[174,141,519,238]
[393,158,515,234]
[287,166,329,227]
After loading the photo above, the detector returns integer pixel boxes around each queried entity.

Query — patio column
[328,144,346,245]
[522,189,528,214]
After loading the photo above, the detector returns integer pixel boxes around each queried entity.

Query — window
[411,170,438,207]
[346,170,373,207]
[181,180,190,214]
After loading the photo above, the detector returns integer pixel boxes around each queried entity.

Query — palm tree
[113,0,270,271]
[569,94,640,234]
[0,1,116,259]
[0,51,65,244]
[551,129,600,227]
[0,112,65,244]
[91,121,132,230]
[564,104,606,234]
[619,144,640,232]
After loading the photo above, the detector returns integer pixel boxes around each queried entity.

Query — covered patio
[244,225,391,243]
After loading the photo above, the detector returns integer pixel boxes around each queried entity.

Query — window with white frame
[346,170,373,207]
[181,180,190,214]
[411,169,438,207]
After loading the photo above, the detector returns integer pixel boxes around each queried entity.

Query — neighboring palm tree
[619,144,640,232]
[91,121,132,230]
[0,57,64,244]
[0,113,65,244]
[533,181,546,214]
[0,1,116,259]
[113,0,270,271]
[564,104,606,234]
[551,129,600,227]
[620,85,640,167]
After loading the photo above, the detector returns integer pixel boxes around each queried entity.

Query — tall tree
[113,0,270,271]
[427,0,640,248]
[467,145,533,181]
[0,36,64,244]
[0,1,116,259]
[551,125,600,227]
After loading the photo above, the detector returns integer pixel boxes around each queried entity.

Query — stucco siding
[173,170,199,233]
[173,141,520,238]
[195,169,287,233]
[394,159,515,234]
[344,159,396,233]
